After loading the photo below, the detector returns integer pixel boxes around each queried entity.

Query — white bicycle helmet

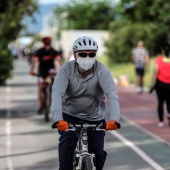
[73,36,98,51]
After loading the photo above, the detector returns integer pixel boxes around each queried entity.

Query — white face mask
[76,55,96,71]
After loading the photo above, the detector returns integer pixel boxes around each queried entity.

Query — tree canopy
[0,0,37,85]
[105,0,170,63]
[0,0,37,42]
[55,0,116,30]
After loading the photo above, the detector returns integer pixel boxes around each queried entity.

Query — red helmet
[42,37,52,44]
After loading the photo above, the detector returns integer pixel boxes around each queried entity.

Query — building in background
[60,30,109,59]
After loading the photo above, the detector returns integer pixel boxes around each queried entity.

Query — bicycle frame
[51,120,121,170]
[74,126,95,169]
[39,75,54,122]
[51,119,121,170]
[68,123,105,170]
[32,72,56,122]
[42,74,55,122]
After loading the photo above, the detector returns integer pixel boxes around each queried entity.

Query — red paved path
[117,85,170,144]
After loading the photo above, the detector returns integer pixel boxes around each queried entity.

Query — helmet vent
[73,36,98,51]
[83,39,86,45]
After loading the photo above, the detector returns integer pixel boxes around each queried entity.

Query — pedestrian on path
[150,43,170,128]
[131,40,150,93]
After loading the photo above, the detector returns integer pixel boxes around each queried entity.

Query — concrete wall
[59,30,109,60]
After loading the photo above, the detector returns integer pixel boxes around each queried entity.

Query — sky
[37,0,68,4]
[38,0,120,5]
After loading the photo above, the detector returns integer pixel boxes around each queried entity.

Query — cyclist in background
[51,36,120,170]
[30,36,62,114]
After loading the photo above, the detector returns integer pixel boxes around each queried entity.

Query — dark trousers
[58,113,107,170]
[155,79,170,121]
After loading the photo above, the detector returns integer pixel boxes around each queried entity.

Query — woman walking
[151,44,170,127]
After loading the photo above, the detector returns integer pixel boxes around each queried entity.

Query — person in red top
[150,44,170,127]
[30,36,62,114]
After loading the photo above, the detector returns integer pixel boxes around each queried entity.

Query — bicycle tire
[44,85,50,122]
[82,155,93,170]
[45,106,49,122]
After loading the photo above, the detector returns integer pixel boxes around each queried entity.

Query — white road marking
[122,115,170,147]
[6,85,13,170]
[110,129,165,170]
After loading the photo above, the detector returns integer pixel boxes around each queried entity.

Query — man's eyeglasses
[44,43,51,46]
[78,52,96,58]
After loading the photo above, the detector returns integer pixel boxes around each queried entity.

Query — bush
[0,43,13,85]
[0,0,37,85]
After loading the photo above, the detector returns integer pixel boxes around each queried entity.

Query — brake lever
[115,122,121,129]
[96,127,106,132]
[65,126,76,132]
[51,121,59,129]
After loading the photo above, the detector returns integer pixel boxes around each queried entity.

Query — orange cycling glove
[56,120,69,131]
[106,120,118,130]
[29,71,35,76]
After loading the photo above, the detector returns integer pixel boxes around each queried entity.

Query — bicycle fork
[74,131,96,170]
[75,153,96,170]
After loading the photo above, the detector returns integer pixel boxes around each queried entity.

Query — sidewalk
[117,85,170,145]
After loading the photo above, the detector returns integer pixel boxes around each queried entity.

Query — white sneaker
[158,122,164,128]
[167,115,170,127]
[137,87,143,93]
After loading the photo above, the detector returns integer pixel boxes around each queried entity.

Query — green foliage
[0,48,13,85]
[105,20,166,63]
[122,0,170,32]
[105,0,170,63]
[55,0,116,30]
[0,0,37,42]
[0,0,37,85]
[97,55,156,88]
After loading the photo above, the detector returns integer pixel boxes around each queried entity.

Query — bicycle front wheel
[44,86,50,122]
[82,155,93,170]
[45,105,49,122]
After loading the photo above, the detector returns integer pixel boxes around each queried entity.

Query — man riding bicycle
[51,36,121,170]
[30,36,62,114]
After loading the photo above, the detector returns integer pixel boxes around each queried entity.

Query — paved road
[118,86,170,144]
[0,58,170,170]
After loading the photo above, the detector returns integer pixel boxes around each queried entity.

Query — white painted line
[6,85,13,170]
[110,132,165,170]
[6,120,13,170]
[122,115,170,147]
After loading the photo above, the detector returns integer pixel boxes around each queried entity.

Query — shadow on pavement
[0,129,55,138]
[0,109,36,118]
[0,146,57,159]
[13,71,30,76]
[15,158,58,170]
[0,98,38,118]
[8,82,36,87]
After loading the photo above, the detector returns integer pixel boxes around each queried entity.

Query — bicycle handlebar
[51,121,121,130]
[69,123,105,131]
